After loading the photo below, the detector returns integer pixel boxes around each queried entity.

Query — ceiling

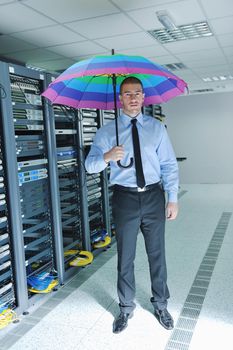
[0,0,233,95]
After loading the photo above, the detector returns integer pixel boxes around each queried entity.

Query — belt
[114,182,161,193]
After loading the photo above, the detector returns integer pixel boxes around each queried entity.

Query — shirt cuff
[100,157,108,169]
[167,191,178,203]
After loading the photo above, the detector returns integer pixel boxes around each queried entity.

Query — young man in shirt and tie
[85,77,179,334]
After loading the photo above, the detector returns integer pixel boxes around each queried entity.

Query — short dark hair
[120,77,143,94]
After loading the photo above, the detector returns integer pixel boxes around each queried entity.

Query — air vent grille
[190,88,214,94]
[148,22,213,44]
[164,63,187,71]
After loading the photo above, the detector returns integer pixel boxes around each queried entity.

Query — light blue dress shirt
[85,112,179,202]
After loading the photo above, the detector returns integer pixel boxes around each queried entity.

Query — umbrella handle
[117,157,134,169]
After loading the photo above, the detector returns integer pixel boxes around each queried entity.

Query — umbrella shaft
[112,74,119,146]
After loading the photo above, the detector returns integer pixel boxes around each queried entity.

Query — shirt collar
[120,112,144,127]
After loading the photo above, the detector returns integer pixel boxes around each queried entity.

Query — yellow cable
[0,309,18,329]
[69,250,93,267]
[64,249,79,256]
[93,235,111,249]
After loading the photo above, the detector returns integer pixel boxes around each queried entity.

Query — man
[85,77,179,334]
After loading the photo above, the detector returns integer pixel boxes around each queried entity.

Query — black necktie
[131,118,145,188]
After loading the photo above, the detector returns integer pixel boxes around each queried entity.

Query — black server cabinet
[101,110,116,236]
[0,108,17,322]
[52,104,84,270]
[0,62,60,312]
[79,109,111,253]
[143,104,165,122]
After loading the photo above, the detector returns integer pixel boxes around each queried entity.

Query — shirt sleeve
[85,128,109,174]
[157,125,179,203]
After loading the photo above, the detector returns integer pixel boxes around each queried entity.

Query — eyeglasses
[121,91,144,99]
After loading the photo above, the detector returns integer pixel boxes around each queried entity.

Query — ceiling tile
[186,57,228,68]
[23,0,119,23]
[0,2,56,34]
[66,13,141,39]
[12,25,85,47]
[193,65,231,75]
[120,45,169,57]
[217,33,233,47]
[163,37,219,54]
[149,54,179,65]
[95,32,155,50]
[48,41,106,58]
[126,0,205,31]
[222,46,233,57]
[176,72,200,80]
[111,0,185,11]
[32,58,76,71]
[200,0,233,18]
[6,49,64,63]
[209,16,233,35]
[176,48,226,62]
[0,0,14,4]
[0,35,38,54]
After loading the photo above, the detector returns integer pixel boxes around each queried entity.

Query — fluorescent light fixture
[148,21,213,44]
[156,10,177,31]
[202,75,233,82]
[26,64,45,72]
[203,77,212,82]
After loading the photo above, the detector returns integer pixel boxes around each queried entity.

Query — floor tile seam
[77,298,117,344]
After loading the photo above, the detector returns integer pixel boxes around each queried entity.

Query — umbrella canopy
[42,54,187,110]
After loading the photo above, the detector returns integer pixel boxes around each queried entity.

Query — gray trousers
[112,185,170,314]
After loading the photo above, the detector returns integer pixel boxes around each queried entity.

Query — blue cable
[27,272,57,291]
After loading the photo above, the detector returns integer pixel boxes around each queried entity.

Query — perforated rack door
[0,112,16,313]
[0,62,63,310]
[52,104,83,271]
[81,108,111,252]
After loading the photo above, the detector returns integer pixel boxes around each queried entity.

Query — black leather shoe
[113,312,133,334]
[154,309,174,330]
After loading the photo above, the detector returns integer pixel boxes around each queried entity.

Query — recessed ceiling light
[26,64,46,72]
[202,75,233,82]
[148,21,213,44]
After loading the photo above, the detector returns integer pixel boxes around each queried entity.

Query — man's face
[119,82,145,117]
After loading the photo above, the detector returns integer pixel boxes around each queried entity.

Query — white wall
[162,91,233,184]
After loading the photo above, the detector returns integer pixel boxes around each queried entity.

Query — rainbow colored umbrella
[42,53,187,168]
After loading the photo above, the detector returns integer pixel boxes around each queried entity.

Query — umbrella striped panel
[55,54,176,82]
[43,73,187,110]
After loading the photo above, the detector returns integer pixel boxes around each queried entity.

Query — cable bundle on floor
[0,303,18,329]
[27,272,58,294]
[64,249,93,267]
[92,229,111,249]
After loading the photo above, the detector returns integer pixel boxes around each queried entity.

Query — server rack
[143,104,165,122]
[0,62,59,313]
[0,107,17,322]
[52,104,84,270]
[79,109,111,252]
[101,110,116,236]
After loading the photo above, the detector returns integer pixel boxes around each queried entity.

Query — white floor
[1,184,233,350]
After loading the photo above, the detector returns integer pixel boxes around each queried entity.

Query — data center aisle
[1,184,233,350]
